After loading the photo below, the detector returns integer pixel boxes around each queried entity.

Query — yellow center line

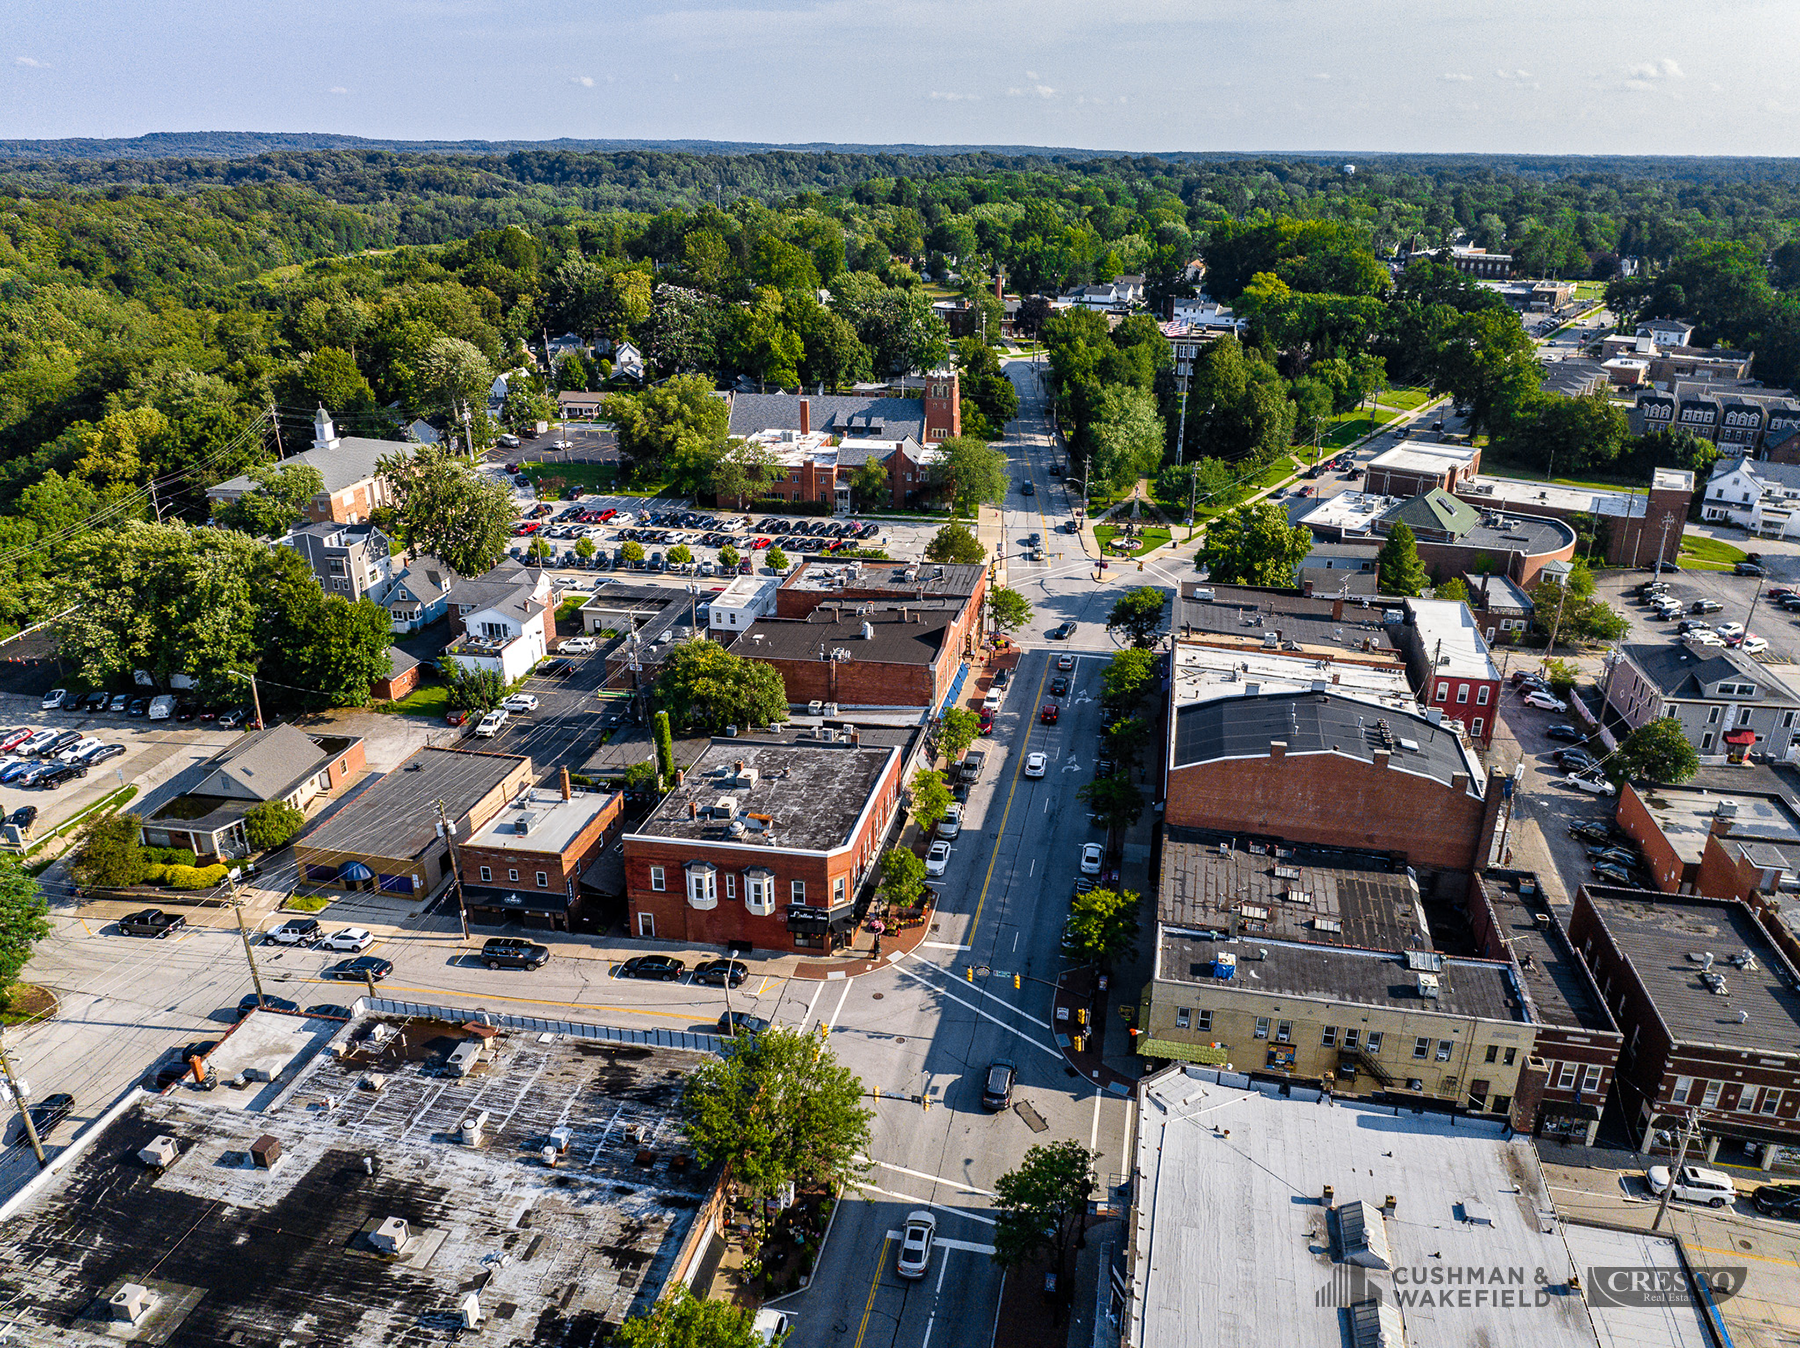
[1684,1240,1800,1268]
[851,1235,893,1348]
[967,654,1053,943]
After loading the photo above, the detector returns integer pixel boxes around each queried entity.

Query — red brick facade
[1615,782,1689,893]
[1422,672,1501,745]
[922,374,961,444]
[459,793,623,899]
[306,478,382,526]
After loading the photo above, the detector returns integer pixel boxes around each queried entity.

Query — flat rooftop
[783,558,984,598]
[629,738,898,852]
[1296,490,1398,535]
[1175,583,1402,660]
[0,1014,718,1347]
[1404,597,1501,682]
[1171,643,1415,713]
[1127,1068,1594,1348]
[1459,474,1650,519]
[1474,873,1616,1033]
[298,747,527,860]
[732,602,956,668]
[1582,885,1800,1054]
[466,785,619,856]
[1157,931,1525,1022]
[1366,441,1478,475]
[1448,510,1577,556]
[1630,783,1800,866]
[1159,827,1430,951]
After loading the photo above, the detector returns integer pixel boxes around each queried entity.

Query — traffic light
[1013,973,1021,989]
[966,966,974,982]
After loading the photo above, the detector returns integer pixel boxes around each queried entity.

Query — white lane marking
[897,951,1053,1029]
[867,1158,999,1197]
[853,1181,998,1225]
[919,941,971,952]
[888,1232,997,1257]
[826,978,853,1032]
[893,967,1061,1057]
[1089,1088,1103,1153]
[801,979,826,1030]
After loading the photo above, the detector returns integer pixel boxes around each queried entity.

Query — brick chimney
[799,398,810,435]
[1269,741,1287,759]
[994,272,1004,301]
[1373,749,1391,770]
[1332,596,1344,622]
[560,766,571,801]
[1301,578,1314,597]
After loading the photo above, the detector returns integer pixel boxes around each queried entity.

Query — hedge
[164,863,230,891]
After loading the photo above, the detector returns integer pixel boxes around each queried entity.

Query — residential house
[444,561,555,684]
[208,407,402,526]
[1057,276,1144,311]
[458,769,624,931]
[1602,642,1800,762]
[373,648,423,702]
[1635,387,1800,458]
[623,738,905,951]
[405,419,441,445]
[1699,457,1800,536]
[278,521,396,602]
[612,340,645,381]
[556,390,607,420]
[1461,571,1534,640]
[385,555,460,633]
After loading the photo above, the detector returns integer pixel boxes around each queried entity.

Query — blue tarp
[938,662,971,718]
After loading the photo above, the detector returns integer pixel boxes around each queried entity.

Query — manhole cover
[976,965,992,977]
[872,993,883,1000]
[895,1037,906,1044]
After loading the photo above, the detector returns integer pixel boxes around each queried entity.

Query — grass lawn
[1377,386,1436,412]
[523,461,674,498]
[1094,525,1173,559]
[0,982,57,1027]
[1679,534,1750,572]
[285,893,333,913]
[378,683,451,719]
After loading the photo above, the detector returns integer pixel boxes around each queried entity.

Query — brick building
[729,602,966,710]
[1567,885,1800,1167]
[1164,688,1504,901]
[1370,490,1578,589]
[208,407,400,526]
[1361,441,1481,498]
[623,737,905,951]
[457,770,624,931]
[1454,468,1694,571]
[1614,776,1800,898]
[1469,871,1622,1144]
[1391,597,1502,745]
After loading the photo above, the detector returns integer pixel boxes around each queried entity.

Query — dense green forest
[3,142,1800,680]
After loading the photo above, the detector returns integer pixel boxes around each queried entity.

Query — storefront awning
[1139,1039,1230,1065]
[338,861,374,882]
[1725,729,1757,746]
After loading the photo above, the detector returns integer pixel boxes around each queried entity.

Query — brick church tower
[922,372,961,443]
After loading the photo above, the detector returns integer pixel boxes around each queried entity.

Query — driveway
[1490,690,1624,908]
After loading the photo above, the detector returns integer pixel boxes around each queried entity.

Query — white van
[147,695,176,721]
[1646,1164,1736,1208]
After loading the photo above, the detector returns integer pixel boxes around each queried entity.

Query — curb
[760,1182,846,1309]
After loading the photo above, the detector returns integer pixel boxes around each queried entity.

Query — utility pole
[1654,510,1676,574]
[1651,1108,1701,1232]
[1542,575,1572,676]
[232,670,265,731]
[232,899,269,1009]
[268,400,285,459]
[0,1032,45,1167]
[1745,574,1767,644]
[148,479,163,524]
[436,799,471,940]
[1174,387,1188,468]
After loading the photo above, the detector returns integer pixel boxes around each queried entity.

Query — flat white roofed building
[1171,643,1417,715]
[1394,598,1503,745]
[1363,440,1482,497]
[708,574,780,633]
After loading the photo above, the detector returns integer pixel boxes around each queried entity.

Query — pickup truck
[959,750,986,784]
[120,908,186,938]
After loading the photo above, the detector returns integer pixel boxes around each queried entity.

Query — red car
[753,537,771,550]
[0,728,30,753]
[979,711,994,735]
[445,710,467,727]
[1040,703,1059,724]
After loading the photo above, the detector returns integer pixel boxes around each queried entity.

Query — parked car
[1752,1183,1800,1219]
[1647,1164,1736,1208]
[978,710,994,736]
[1546,725,1586,742]
[1554,749,1597,770]
[236,994,300,1020]
[560,636,597,654]
[107,694,131,713]
[1566,772,1616,796]
[1735,562,1766,576]
[120,909,186,938]
[501,693,539,714]
[1024,752,1047,778]
[0,729,31,753]
[39,688,69,710]
[1592,861,1634,885]
[329,955,393,982]
[1741,636,1770,655]
[39,730,82,756]
[717,1011,769,1037]
[80,690,109,712]
[266,918,322,947]
[6,805,36,832]
[925,841,951,876]
[147,695,176,721]
[693,958,747,988]
[981,1059,1016,1111]
[1522,690,1567,712]
[37,763,88,790]
[319,928,375,952]
[26,1092,74,1135]
[81,743,126,766]
[938,804,962,839]
[216,707,249,729]
[126,698,150,718]
[474,709,508,738]
[1081,842,1103,875]
[1716,622,1747,641]
[896,1210,937,1280]
[618,955,685,981]
[1690,599,1723,614]
[1568,822,1612,843]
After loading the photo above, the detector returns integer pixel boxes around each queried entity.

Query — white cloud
[1440,72,1473,83]
[1311,72,1330,81]
[1034,84,1055,99]
[328,85,348,95]
[1025,70,1039,81]
[1627,58,1685,80]
[1494,69,1533,81]
[570,75,594,87]
[1005,87,1022,97]
[14,56,49,68]
[929,91,978,101]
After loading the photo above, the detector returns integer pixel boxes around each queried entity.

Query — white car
[40,689,68,710]
[1685,630,1725,648]
[925,841,951,876]
[1646,1164,1736,1208]
[1024,752,1047,779]
[319,928,374,952]
[1522,690,1566,712]
[611,512,636,527]
[938,804,962,840]
[896,1210,936,1280]
[474,709,508,738]
[502,693,538,713]
[1566,772,1616,796]
[54,736,102,763]
[559,637,597,654]
[1081,842,1103,875]
[1740,636,1769,655]
[1716,622,1746,641]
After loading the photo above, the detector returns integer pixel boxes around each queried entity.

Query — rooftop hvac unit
[371,1216,411,1254]
[460,1110,491,1146]
[138,1135,178,1169]
[1417,973,1441,999]
[109,1284,152,1325]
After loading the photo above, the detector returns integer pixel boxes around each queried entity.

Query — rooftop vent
[1404,950,1445,972]
[138,1135,178,1169]
[1338,1199,1394,1270]
[514,812,537,836]
[109,1283,153,1325]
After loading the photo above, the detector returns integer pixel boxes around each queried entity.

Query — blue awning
[938,662,970,718]
[337,861,374,882]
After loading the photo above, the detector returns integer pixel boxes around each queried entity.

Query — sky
[3,0,1796,156]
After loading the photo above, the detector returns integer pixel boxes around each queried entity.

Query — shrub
[164,864,230,891]
[143,847,199,868]
[140,864,168,885]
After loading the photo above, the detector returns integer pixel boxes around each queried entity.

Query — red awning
[1724,729,1757,745]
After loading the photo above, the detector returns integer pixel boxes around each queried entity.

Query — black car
[120,909,186,938]
[236,994,301,1019]
[481,938,551,970]
[717,1011,768,1037]
[82,743,126,766]
[26,1092,74,1134]
[174,700,198,722]
[994,667,1010,688]
[1592,861,1634,886]
[1555,749,1597,770]
[694,958,748,988]
[618,955,685,981]
[80,690,110,712]
[1048,622,1077,640]
[1050,675,1070,696]
[36,763,87,789]
[1752,1183,1800,1218]
[329,955,394,982]
[304,1003,355,1020]
[6,805,36,831]
[981,1059,1016,1111]
[39,729,81,756]
[1545,725,1585,742]
[126,697,150,717]
[1568,822,1612,843]
[1736,562,1766,577]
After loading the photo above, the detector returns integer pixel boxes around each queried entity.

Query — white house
[1701,457,1800,537]
[706,575,779,635]
[613,340,646,382]
[443,561,554,683]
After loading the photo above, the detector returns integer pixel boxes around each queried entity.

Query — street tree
[620,540,646,564]
[655,641,789,731]
[618,1287,767,1348]
[851,458,891,510]
[1616,717,1700,784]
[413,336,496,418]
[0,851,48,991]
[1526,576,1628,644]
[376,444,516,577]
[575,536,596,561]
[992,1141,1096,1288]
[609,374,731,488]
[1106,587,1167,649]
[666,543,693,565]
[1065,887,1141,968]
[940,707,982,759]
[764,546,789,572]
[680,1024,873,1195]
[907,768,952,831]
[527,537,551,564]
[1101,647,1158,716]
[878,848,927,910]
[1198,502,1311,588]
[244,801,305,851]
[69,812,148,889]
[1103,714,1153,772]
[924,522,985,565]
[654,710,676,784]
[1376,522,1430,598]
[1079,772,1145,838]
[929,436,1009,515]
[986,587,1032,636]
[716,543,739,569]
[212,462,325,538]
[1088,385,1165,492]
[439,656,505,712]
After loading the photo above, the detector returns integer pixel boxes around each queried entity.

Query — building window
[508,869,519,882]
[1671,1076,1694,1105]
[1436,683,1449,702]
[1556,1062,1577,1089]
[834,876,846,907]
[536,871,548,888]
[1457,685,1469,704]
[1787,712,1797,729]
[637,912,655,938]
[1321,1026,1337,1047]
[1471,718,1484,738]
[1582,1065,1603,1094]
[1196,1009,1212,1032]
[1503,1046,1516,1066]
[1476,686,1490,706]
[1343,1028,1359,1050]
[650,866,665,892]
[745,872,776,916]
[1702,734,1714,750]
[686,863,717,909]
[1761,1088,1783,1115]
[725,874,736,900]
[1701,1081,1722,1109]
[1413,1037,1431,1060]
[1175,1008,1191,1030]
[1366,1033,1383,1056]
[1435,1040,1453,1062]
[1254,1018,1270,1040]
[1275,1021,1292,1044]
[1708,706,1721,724]
[1485,1044,1499,1064]
[478,865,492,882]
[791,880,805,903]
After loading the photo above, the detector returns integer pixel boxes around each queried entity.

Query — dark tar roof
[1159,931,1524,1021]
[1620,642,1800,703]
[631,739,897,852]
[1172,690,1478,792]
[1476,872,1617,1033]
[727,392,927,441]
[1175,585,1400,655]
[1298,568,1378,596]
[784,558,984,598]
[1158,826,1429,951]
[298,747,525,859]
[1580,885,1800,1054]
[732,601,955,668]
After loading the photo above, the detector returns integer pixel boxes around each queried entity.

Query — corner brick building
[457,770,625,931]
[623,738,904,951]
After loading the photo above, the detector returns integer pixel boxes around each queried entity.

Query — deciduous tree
[69,812,148,890]
[244,801,305,851]
[939,707,982,759]
[878,848,927,909]
[987,587,1032,635]
[213,462,325,538]
[0,851,48,990]
[1198,502,1311,588]
[655,642,789,731]
[1065,887,1140,967]
[924,522,986,565]
[929,436,1009,515]
[992,1141,1096,1287]
[377,444,515,577]
[1616,717,1699,785]
[618,1288,767,1348]
[907,768,952,831]
[1106,587,1166,649]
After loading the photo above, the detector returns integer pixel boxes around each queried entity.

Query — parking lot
[1592,566,1800,670]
